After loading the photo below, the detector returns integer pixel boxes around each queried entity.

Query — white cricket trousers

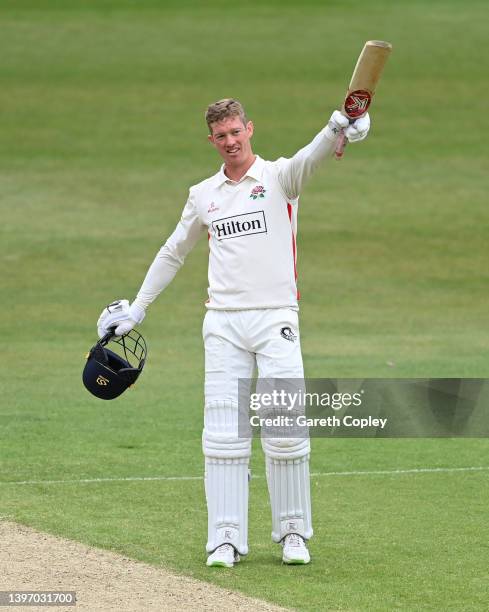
[202,308,313,555]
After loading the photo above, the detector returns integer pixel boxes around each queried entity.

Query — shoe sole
[283,558,310,565]
[206,555,240,568]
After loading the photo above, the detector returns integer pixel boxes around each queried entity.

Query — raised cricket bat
[335,40,392,160]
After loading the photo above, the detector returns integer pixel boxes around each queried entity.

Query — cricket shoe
[282,534,311,565]
[206,544,240,568]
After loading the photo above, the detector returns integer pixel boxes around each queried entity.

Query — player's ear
[208,133,215,146]
[246,121,254,138]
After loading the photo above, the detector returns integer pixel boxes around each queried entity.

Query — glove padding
[326,110,370,143]
[345,113,370,143]
[327,110,350,137]
[97,299,145,338]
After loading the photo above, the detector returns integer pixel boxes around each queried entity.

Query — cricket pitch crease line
[1,466,488,486]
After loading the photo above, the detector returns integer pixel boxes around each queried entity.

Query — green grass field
[1,0,488,610]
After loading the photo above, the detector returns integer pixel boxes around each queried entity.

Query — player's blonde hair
[205,99,248,133]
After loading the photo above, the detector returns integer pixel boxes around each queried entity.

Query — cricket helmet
[83,329,147,400]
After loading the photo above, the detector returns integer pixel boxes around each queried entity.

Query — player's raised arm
[277,110,370,201]
[97,191,205,338]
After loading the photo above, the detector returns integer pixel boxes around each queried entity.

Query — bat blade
[335,40,392,160]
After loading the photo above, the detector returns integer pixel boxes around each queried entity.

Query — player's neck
[224,154,256,183]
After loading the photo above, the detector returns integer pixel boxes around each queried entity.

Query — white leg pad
[203,400,251,555]
[263,437,313,543]
[204,457,249,555]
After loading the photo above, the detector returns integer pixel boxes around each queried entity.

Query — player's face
[208,116,254,166]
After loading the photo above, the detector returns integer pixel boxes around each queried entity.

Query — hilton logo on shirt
[212,211,267,241]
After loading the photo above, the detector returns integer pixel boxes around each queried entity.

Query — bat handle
[334,131,348,160]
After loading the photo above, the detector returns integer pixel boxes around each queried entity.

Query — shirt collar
[214,155,265,187]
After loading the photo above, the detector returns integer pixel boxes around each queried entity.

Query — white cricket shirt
[133,126,338,311]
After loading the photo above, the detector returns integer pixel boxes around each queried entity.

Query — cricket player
[97,99,370,566]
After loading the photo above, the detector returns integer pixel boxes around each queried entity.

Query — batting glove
[326,110,350,138]
[97,299,145,338]
[345,113,370,143]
